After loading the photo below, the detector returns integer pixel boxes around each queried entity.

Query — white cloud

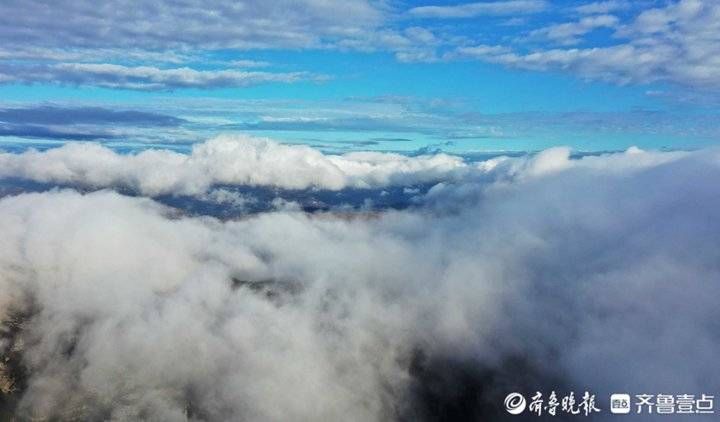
[0,0,385,51]
[0,0,389,90]
[451,0,720,87]
[0,63,320,91]
[1,145,720,419]
[2,0,715,94]
[407,0,548,19]
[228,59,271,68]
[0,0,717,93]
[408,0,720,90]
[0,134,468,194]
[0,134,693,197]
[527,14,619,45]
[575,0,630,15]
[447,44,511,58]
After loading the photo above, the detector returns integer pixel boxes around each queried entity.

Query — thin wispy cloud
[0,63,323,91]
[575,0,631,15]
[0,105,186,141]
[0,106,185,127]
[526,14,619,45]
[407,0,548,19]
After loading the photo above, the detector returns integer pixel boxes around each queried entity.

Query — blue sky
[0,0,718,153]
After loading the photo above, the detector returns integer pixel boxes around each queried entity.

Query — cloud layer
[0,0,384,51]
[0,135,469,194]
[1,0,719,92]
[452,0,720,87]
[0,133,692,197]
[0,105,185,141]
[1,143,719,420]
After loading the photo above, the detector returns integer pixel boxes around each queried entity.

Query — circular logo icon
[504,392,526,415]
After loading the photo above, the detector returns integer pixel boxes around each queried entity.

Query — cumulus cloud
[0,134,469,195]
[0,1,429,90]
[451,0,720,87]
[1,144,719,420]
[2,0,716,93]
[2,131,707,198]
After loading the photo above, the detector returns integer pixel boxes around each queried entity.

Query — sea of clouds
[1,135,719,421]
